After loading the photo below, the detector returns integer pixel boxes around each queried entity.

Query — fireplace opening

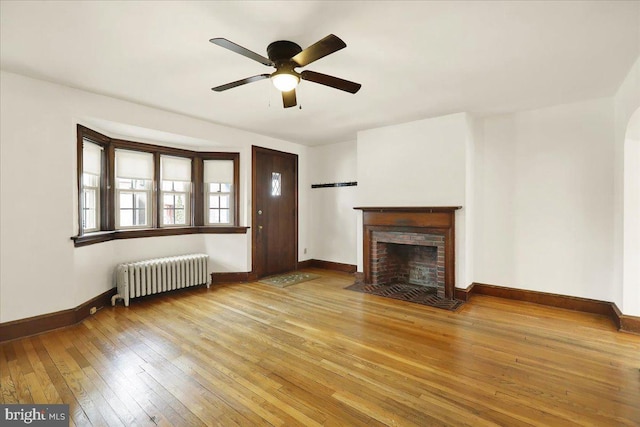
[371,231,446,298]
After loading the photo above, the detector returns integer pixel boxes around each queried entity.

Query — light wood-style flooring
[1,269,639,426]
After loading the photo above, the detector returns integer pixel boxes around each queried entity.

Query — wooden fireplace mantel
[353,206,461,213]
[354,206,461,298]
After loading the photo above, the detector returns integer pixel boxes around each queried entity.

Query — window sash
[116,188,151,229]
[206,183,233,225]
[161,186,190,227]
[81,184,99,232]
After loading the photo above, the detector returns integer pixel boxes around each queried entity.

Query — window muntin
[81,140,102,232]
[160,156,191,227]
[204,160,234,225]
[115,150,153,229]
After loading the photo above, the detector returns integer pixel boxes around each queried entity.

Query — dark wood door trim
[251,146,298,278]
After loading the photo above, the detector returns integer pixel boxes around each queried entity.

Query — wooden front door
[252,146,298,278]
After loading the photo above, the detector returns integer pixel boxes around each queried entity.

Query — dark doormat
[345,282,464,311]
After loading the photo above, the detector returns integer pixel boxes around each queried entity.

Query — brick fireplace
[354,207,460,299]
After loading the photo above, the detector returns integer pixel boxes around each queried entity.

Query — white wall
[614,55,640,316]
[474,98,616,302]
[308,140,358,265]
[622,112,640,316]
[355,113,470,287]
[0,71,309,323]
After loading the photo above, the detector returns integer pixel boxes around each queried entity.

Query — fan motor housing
[267,40,302,61]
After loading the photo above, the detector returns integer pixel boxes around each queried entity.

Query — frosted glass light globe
[271,73,299,92]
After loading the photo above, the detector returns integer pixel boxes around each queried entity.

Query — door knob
[258,210,263,215]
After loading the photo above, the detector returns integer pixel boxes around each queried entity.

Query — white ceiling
[1,1,638,146]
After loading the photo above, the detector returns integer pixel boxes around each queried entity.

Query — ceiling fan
[210,34,361,108]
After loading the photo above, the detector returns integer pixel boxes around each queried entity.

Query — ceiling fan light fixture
[271,71,300,92]
[210,35,361,108]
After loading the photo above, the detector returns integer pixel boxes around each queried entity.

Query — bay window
[73,125,243,246]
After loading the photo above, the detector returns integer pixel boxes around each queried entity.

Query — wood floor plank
[22,339,63,404]
[0,345,19,404]
[40,333,120,426]
[2,269,639,426]
[30,336,93,426]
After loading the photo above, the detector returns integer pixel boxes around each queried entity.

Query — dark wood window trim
[73,125,243,247]
[71,226,249,247]
[76,126,111,233]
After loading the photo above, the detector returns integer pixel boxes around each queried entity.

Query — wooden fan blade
[211,74,270,92]
[282,89,297,108]
[301,70,361,94]
[291,34,346,67]
[210,38,275,67]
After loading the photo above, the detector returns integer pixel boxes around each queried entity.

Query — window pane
[174,181,189,192]
[209,183,220,192]
[134,179,149,190]
[175,194,185,208]
[220,195,229,208]
[162,181,173,192]
[120,193,133,209]
[209,210,220,223]
[210,195,219,208]
[83,173,99,187]
[120,210,133,227]
[221,183,231,193]
[118,179,133,190]
[84,190,95,209]
[220,209,229,223]
[163,208,174,225]
[83,209,96,230]
[163,194,175,208]
[271,172,281,196]
[135,193,147,210]
[175,208,186,225]
[136,194,147,225]
[136,207,147,225]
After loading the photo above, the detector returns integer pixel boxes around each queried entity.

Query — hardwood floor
[2,269,639,426]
